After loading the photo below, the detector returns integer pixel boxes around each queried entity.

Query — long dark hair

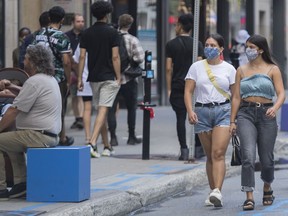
[246,34,276,65]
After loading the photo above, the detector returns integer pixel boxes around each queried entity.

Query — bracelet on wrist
[230,122,236,124]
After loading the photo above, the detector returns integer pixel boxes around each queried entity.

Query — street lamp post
[187,0,200,163]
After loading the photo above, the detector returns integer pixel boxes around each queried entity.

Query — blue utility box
[281,104,288,131]
[27,146,90,202]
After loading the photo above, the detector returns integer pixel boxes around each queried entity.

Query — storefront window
[137,0,157,99]
[229,0,246,48]
[206,0,217,35]
[19,0,90,33]
[206,0,246,49]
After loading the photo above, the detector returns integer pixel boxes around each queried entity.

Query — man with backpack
[107,14,144,146]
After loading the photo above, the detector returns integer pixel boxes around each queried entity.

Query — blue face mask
[245,47,259,61]
[204,47,220,60]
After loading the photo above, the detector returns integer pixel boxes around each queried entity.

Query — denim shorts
[194,103,231,133]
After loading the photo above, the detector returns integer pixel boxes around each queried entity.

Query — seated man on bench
[0,44,62,201]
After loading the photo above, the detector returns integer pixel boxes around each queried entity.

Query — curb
[48,164,241,216]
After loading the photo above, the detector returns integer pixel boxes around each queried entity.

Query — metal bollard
[138,51,156,160]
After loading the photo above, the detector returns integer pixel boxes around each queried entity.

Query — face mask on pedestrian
[204,47,220,60]
[245,47,259,61]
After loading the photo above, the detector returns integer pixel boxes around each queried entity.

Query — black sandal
[243,199,255,211]
[263,190,275,206]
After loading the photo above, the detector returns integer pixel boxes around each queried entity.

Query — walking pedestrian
[230,34,285,211]
[184,33,236,207]
[33,6,74,146]
[12,27,31,68]
[73,44,95,144]
[19,11,50,70]
[107,14,144,146]
[165,13,204,160]
[78,1,121,158]
[66,14,85,130]
[230,29,250,69]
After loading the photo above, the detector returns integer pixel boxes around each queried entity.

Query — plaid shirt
[120,30,144,84]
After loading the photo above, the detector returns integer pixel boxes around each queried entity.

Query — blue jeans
[237,105,278,192]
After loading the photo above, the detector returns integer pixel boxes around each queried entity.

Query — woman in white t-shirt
[73,45,92,143]
[184,33,236,208]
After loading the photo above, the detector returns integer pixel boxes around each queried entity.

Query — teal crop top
[240,74,275,99]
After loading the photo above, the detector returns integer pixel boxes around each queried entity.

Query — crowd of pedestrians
[0,0,286,213]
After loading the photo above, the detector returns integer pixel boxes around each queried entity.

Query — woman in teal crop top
[230,34,285,211]
[240,74,275,99]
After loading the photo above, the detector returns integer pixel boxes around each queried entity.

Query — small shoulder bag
[231,135,242,166]
[203,60,230,100]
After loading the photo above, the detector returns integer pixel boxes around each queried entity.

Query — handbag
[231,135,242,166]
[123,63,143,78]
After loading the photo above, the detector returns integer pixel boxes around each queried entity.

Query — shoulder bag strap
[45,27,62,62]
[178,37,185,49]
[203,59,230,100]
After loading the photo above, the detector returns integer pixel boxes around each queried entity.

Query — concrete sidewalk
[0,106,287,216]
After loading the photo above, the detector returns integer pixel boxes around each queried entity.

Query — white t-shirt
[13,74,62,134]
[73,45,92,97]
[185,60,236,103]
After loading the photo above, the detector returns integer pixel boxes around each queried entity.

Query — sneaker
[127,136,142,145]
[110,136,118,146]
[87,144,100,158]
[9,182,26,199]
[209,188,223,207]
[58,136,74,146]
[0,189,9,201]
[205,195,214,206]
[102,147,115,157]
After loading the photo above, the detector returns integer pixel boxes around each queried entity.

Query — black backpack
[119,32,130,73]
